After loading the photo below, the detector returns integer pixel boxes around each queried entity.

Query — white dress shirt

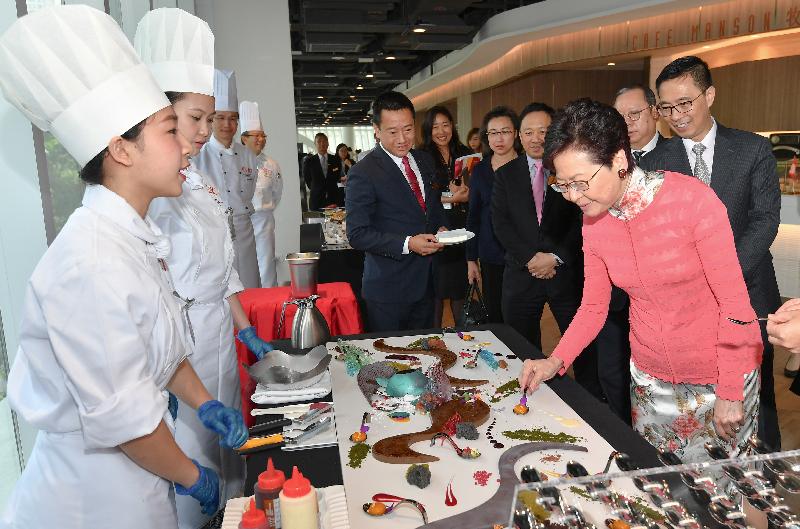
[380,144,427,254]
[682,118,717,179]
[638,131,660,155]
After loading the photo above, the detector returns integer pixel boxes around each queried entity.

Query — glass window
[0,312,23,510]
[44,133,84,234]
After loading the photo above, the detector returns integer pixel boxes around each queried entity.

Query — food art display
[327,330,637,528]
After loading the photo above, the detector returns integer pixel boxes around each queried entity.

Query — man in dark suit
[302,132,340,210]
[346,91,448,332]
[641,56,782,449]
[591,84,669,424]
[492,102,602,399]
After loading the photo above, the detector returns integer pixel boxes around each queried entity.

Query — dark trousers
[365,295,435,333]
[757,322,781,449]
[480,262,505,324]
[501,266,603,401]
[595,288,632,425]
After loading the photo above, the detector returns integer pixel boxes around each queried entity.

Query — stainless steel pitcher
[277,295,331,350]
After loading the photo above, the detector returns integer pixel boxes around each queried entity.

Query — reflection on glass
[25,0,61,13]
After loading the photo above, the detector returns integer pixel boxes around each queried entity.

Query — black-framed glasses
[550,165,603,194]
[486,129,515,139]
[622,107,650,122]
[657,91,705,117]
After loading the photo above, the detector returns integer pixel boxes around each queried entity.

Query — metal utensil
[246,344,331,388]
[284,414,333,445]
[727,316,768,325]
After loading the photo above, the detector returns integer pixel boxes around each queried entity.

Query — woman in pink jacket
[519,99,762,462]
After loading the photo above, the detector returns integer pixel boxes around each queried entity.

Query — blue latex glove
[237,326,274,360]
[175,460,220,515]
[197,399,248,449]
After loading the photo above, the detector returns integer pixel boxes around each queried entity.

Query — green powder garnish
[347,443,371,468]
[569,486,591,499]
[502,428,583,444]
[490,378,520,403]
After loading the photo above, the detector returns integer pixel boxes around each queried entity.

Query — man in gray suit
[641,56,781,449]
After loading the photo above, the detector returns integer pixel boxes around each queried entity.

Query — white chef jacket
[195,135,259,217]
[148,163,245,529]
[3,185,189,529]
[195,135,261,288]
[251,154,283,287]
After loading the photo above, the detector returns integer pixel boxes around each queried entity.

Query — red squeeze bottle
[254,457,286,529]
[240,498,268,529]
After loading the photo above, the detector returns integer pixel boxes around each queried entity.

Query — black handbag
[458,282,489,326]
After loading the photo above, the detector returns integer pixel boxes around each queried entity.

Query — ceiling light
[317,96,324,99]
[332,55,345,61]
[607,62,616,66]
[341,102,348,105]
[337,107,342,111]
[356,85,363,90]
[385,55,396,60]
[365,73,374,78]
[412,27,426,33]
[350,95,356,99]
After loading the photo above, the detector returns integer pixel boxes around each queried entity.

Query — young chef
[195,69,262,288]
[135,9,274,529]
[239,100,283,287]
[0,6,245,528]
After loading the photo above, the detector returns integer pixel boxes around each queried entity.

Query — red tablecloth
[235,282,363,424]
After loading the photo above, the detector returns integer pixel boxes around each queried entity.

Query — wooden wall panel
[710,56,800,132]
[470,69,646,128]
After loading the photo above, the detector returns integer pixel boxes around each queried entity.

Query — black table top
[243,323,662,495]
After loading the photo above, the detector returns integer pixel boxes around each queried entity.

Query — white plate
[435,228,475,245]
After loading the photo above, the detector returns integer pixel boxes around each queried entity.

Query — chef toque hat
[134,8,214,96]
[214,69,238,112]
[239,101,263,133]
[0,5,169,167]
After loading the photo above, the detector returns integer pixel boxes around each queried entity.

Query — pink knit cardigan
[553,171,762,401]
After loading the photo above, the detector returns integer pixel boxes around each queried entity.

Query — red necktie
[401,155,426,212]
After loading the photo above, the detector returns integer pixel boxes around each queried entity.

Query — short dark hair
[371,91,415,126]
[420,105,464,163]
[519,102,555,124]
[614,84,656,107]
[544,98,633,173]
[314,132,328,141]
[655,56,713,92]
[79,119,147,185]
[479,105,522,158]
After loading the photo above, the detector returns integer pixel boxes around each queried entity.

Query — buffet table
[243,324,663,527]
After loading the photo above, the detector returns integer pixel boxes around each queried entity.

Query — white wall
[196,0,301,285]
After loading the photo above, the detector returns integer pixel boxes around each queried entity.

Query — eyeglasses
[486,129,515,139]
[550,165,603,194]
[657,91,705,117]
[622,107,651,122]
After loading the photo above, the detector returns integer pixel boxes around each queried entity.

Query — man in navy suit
[346,91,448,332]
[641,56,781,449]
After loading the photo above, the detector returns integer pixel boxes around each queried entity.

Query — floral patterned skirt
[630,361,760,463]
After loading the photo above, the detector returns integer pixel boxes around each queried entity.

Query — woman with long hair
[420,106,473,326]
[465,106,521,323]
[466,127,482,153]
